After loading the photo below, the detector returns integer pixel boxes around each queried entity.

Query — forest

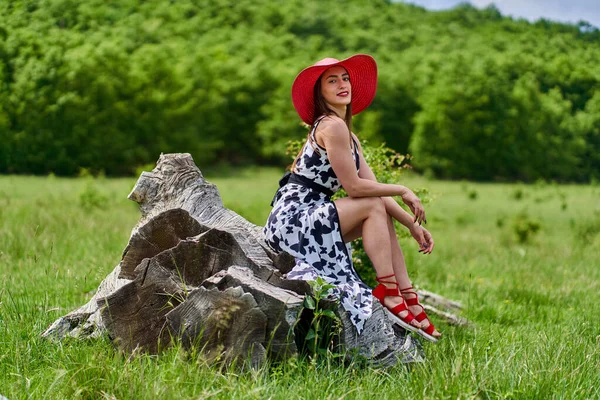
[1,0,599,181]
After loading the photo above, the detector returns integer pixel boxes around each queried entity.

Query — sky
[401,0,600,28]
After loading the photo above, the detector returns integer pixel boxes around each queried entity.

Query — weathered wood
[98,224,277,355]
[417,289,463,312]
[126,154,294,274]
[120,208,207,279]
[166,286,267,367]
[43,154,293,341]
[422,304,470,327]
[99,258,186,353]
[203,266,304,359]
[146,227,258,287]
[43,153,467,367]
[335,300,425,366]
[415,289,467,327]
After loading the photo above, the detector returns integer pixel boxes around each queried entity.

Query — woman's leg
[384,217,441,337]
[340,200,439,337]
[335,196,392,274]
[384,216,411,288]
[335,196,420,328]
[338,201,409,280]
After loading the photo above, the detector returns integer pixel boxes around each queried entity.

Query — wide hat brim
[291,54,378,125]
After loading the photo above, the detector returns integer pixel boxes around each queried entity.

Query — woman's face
[320,66,351,109]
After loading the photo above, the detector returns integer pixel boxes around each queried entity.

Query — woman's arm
[318,117,426,224]
[353,144,415,229]
[353,135,434,253]
[319,117,409,198]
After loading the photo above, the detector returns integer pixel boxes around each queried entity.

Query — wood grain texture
[166,286,267,367]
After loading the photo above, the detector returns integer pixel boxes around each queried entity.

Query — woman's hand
[410,224,435,254]
[401,189,427,225]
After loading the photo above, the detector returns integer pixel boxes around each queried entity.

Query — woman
[264,54,441,342]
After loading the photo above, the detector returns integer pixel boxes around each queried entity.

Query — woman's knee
[336,196,386,224]
[345,196,386,219]
[363,196,386,216]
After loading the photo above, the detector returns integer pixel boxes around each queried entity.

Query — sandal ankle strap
[374,274,400,298]
[400,286,420,306]
[376,274,397,284]
[404,296,420,306]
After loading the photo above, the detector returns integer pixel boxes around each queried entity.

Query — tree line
[0,0,598,181]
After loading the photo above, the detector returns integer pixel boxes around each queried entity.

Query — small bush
[79,184,109,211]
[573,210,600,246]
[460,184,477,200]
[512,187,525,200]
[512,211,541,244]
[295,277,342,358]
[558,191,568,211]
[496,214,505,228]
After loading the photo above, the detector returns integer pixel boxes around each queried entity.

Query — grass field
[1,169,599,399]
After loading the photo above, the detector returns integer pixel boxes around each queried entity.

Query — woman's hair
[291,74,353,172]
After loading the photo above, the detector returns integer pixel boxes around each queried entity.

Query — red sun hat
[291,54,378,125]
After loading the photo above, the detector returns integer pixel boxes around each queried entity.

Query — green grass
[1,170,599,399]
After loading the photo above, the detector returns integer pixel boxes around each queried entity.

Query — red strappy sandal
[401,286,441,343]
[372,274,420,333]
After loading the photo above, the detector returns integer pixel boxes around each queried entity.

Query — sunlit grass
[1,170,599,399]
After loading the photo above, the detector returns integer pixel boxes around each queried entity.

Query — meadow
[1,168,599,399]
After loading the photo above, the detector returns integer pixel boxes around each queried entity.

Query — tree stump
[42,153,463,366]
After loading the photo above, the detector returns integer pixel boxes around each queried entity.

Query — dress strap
[309,115,329,144]
[352,136,360,171]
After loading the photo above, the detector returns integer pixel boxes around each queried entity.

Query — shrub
[79,183,109,211]
[512,187,525,200]
[295,277,342,358]
[512,211,541,244]
[573,210,600,246]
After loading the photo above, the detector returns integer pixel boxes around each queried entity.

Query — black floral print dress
[263,116,373,334]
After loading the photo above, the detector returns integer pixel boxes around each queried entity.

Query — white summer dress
[263,116,373,334]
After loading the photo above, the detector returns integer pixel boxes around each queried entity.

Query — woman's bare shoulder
[317,115,347,138]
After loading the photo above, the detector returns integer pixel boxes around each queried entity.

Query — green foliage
[512,187,525,200]
[512,211,541,244]
[409,52,593,182]
[79,182,109,211]
[573,210,600,246]
[357,141,413,186]
[297,277,342,359]
[0,0,600,181]
[496,213,505,228]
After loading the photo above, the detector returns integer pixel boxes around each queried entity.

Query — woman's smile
[320,65,352,115]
